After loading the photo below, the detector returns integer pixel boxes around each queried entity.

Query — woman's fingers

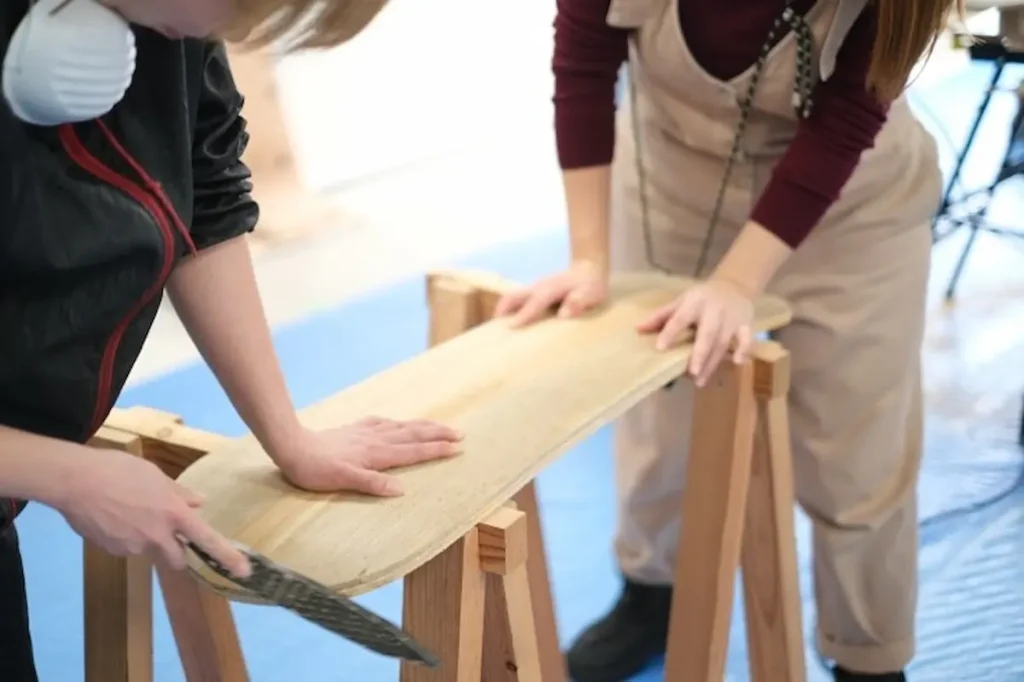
[636,302,676,334]
[501,270,609,327]
[372,419,463,444]
[639,284,757,385]
[174,483,204,508]
[558,290,585,317]
[687,306,723,382]
[155,535,189,571]
[696,320,735,387]
[177,513,251,578]
[559,280,604,318]
[656,295,701,350]
[327,462,402,497]
[511,284,565,327]
[733,324,753,364]
[494,288,531,318]
[365,440,462,471]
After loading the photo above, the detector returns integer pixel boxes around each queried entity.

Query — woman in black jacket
[0,1,437,679]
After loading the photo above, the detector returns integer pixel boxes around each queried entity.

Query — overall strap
[607,0,659,29]
[819,0,869,80]
[629,0,818,276]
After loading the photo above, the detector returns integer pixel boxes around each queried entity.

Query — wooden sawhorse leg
[400,504,542,682]
[741,344,805,680]
[87,408,249,682]
[426,272,566,681]
[84,428,154,682]
[664,342,806,682]
[491,483,563,681]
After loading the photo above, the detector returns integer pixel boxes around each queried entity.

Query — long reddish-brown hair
[868,0,966,101]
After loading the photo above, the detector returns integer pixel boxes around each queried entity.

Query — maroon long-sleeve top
[552,0,889,248]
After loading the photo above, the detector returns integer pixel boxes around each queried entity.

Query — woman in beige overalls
[497,0,960,680]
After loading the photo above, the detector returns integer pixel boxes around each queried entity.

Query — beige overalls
[607,0,942,673]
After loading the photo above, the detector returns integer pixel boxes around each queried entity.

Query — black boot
[834,666,906,682]
[565,579,672,682]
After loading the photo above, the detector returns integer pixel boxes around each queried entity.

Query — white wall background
[274,0,559,190]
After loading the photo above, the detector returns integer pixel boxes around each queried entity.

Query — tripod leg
[942,59,1014,301]
[934,59,1006,274]
[1018,392,1024,447]
[944,220,983,301]
[936,59,1006,222]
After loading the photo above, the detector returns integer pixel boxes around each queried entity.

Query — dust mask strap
[2,0,137,127]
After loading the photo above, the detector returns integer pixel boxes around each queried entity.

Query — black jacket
[0,11,258,465]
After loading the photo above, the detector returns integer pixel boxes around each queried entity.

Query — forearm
[167,236,301,465]
[741,6,886,264]
[0,426,80,507]
[551,0,625,272]
[563,166,612,270]
[712,221,793,296]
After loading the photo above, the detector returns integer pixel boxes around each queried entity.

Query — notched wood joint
[753,341,791,399]
[477,507,528,575]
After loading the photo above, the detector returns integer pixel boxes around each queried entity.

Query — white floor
[129,7,995,386]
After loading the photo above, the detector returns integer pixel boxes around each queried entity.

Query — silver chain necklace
[627,0,816,277]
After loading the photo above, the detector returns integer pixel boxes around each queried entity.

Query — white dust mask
[3,0,137,127]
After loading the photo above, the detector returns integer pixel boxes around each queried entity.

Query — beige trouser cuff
[817,629,915,675]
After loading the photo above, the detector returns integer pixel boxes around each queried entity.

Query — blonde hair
[224,0,389,50]
[868,0,966,101]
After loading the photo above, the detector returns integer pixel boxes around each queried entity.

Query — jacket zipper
[0,124,188,530]
[95,120,197,254]
[57,124,181,437]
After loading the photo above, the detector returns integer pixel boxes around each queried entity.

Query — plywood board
[177,272,791,600]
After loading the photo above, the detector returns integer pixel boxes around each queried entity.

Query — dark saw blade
[187,542,439,667]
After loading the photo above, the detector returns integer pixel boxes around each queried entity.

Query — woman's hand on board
[494,261,609,327]
[636,277,755,387]
[274,418,464,496]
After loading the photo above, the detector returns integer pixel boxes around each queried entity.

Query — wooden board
[177,272,792,601]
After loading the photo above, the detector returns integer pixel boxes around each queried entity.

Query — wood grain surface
[177,272,792,600]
